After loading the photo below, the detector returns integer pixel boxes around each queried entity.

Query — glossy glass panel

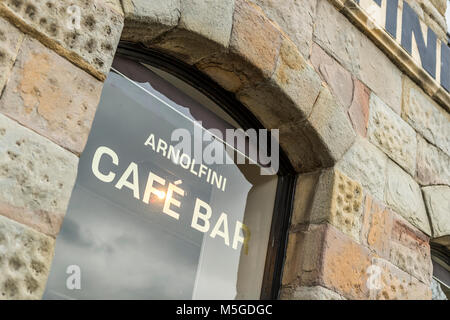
[44,58,278,299]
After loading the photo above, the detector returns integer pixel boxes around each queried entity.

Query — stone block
[0,0,124,78]
[238,37,322,127]
[152,0,234,64]
[361,195,433,285]
[196,57,245,93]
[0,113,78,237]
[311,43,354,109]
[196,0,283,90]
[389,216,432,285]
[321,226,431,300]
[286,222,432,300]
[311,43,353,109]
[314,0,403,113]
[403,77,450,156]
[233,35,331,173]
[251,0,317,58]
[348,79,371,137]
[314,0,361,75]
[291,171,321,226]
[282,225,326,286]
[121,0,180,42]
[0,37,103,155]
[104,0,124,15]
[230,0,281,77]
[309,169,364,242]
[180,0,234,48]
[371,257,432,300]
[280,285,345,300]
[423,186,450,238]
[416,135,450,186]
[151,28,226,65]
[368,93,417,176]
[0,17,24,93]
[328,171,364,242]
[337,137,388,201]
[0,215,55,300]
[361,196,393,258]
[385,161,431,235]
[306,86,356,163]
[276,124,323,173]
[320,224,372,299]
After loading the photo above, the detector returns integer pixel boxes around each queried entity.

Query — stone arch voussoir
[120,0,356,173]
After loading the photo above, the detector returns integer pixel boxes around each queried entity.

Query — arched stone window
[42,0,355,301]
[43,45,297,300]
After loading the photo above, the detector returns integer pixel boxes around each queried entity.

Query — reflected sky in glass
[44,70,257,300]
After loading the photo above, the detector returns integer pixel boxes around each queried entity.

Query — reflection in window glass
[44,56,279,299]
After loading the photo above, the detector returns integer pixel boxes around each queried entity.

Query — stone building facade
[0,0,448,300]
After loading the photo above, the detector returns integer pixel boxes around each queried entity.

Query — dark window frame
[116,42,297,300]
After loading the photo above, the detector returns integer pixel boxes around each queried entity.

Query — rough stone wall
[260,0,448,300]
[0,0,124,299]
[0,0,448,300]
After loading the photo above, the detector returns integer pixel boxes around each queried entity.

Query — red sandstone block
[0,37,103,155]
[348,79,371,137]
[284,221,432,300]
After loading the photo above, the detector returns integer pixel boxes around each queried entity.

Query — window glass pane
[44,56,278,300]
